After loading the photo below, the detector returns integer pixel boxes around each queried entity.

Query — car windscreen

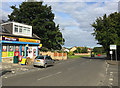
[35,56,44,59]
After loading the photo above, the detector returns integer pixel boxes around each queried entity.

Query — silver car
[33,55,54,68]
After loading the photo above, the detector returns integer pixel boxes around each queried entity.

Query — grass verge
[68,55,90,59]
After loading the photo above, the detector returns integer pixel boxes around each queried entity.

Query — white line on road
[109,78,113,81]
[37,72,62,81]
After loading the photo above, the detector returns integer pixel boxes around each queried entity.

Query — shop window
[2,45,7,52]
[15,46,19,51]
[8,46,14,52]
[22,46,25,56]
[14,25,18,32]
[28,47,32,54]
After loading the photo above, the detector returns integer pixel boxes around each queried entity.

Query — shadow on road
[33,65,54,68]
[0,70,12,76]
[82,56,107,60]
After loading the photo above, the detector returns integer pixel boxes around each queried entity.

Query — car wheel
[44,64,47,68]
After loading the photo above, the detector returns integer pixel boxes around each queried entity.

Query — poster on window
[9,46,13,51]
[22,46,25,51]
[2,46,7,51]
[15,46,19,51]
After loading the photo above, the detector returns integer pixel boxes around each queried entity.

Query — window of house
[14,25,18,32]
[27,28,30,34]
[23,27,26,34]
[19,26,22,33]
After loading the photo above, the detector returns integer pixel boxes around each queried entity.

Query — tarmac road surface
[2,57,107,86]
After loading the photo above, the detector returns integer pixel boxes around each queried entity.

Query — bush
[40,47,49,52]
[68,51,74,56]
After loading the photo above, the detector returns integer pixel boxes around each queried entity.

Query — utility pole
[115,49,117,62]
[61,28,64,60]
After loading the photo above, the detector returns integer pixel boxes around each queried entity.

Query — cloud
[0,0,119,48]
[62,28,98,47]
[43,0,119,2]
[0,9,10,21]
[45,1,118,47]
[1,0,25,2]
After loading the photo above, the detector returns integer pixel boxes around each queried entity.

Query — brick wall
[74,53,90,56]
[39,51,67,60]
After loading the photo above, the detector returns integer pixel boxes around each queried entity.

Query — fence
[39,51,67,60]
[74,53,90,56]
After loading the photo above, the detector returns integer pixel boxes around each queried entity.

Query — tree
[68,51,74,56]
[73,47,81,53]
[81,47,88,53]
[77,47,81,53]
[92,12,120,59]
[93,47,105,54]
[8,1,65,50]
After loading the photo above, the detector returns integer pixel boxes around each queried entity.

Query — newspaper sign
[110,45,116,50]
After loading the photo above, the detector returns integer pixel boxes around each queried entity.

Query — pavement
[0,60,62,78]
[104,60,119,87]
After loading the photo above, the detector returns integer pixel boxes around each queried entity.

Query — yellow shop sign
[19,38,40,43]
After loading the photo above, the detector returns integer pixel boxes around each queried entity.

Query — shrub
[68,51,74,56]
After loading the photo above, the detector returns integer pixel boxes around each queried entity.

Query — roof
[0,32,40,40]
[0,22,41,40]
[1,21,32,27]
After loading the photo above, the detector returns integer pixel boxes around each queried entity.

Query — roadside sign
[26,44,29,47]
[39,44,42,47]
[110,51,113,54]
[110,45,117,50]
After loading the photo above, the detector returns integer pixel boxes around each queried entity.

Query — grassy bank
[68,55,90,59]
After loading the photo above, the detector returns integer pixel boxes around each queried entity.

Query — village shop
[1,22,41,63]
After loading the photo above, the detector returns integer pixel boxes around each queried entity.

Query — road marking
[110,72,113,74]
[110,83,113,85]
[37,72,62,81]
[109,78,113,81]
[4,77,7,79]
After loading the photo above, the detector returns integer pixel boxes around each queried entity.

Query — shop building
[0,22,41,63]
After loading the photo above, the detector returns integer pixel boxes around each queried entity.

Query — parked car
[91,51,95,57]
[33,55,54,68]
[91,54,95,57]
[97,54,101,56]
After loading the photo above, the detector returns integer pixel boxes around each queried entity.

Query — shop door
[33,49,37,56]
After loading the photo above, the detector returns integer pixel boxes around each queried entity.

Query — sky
[0,0,119,48]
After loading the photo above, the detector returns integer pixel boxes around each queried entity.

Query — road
[2,57,106,86]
